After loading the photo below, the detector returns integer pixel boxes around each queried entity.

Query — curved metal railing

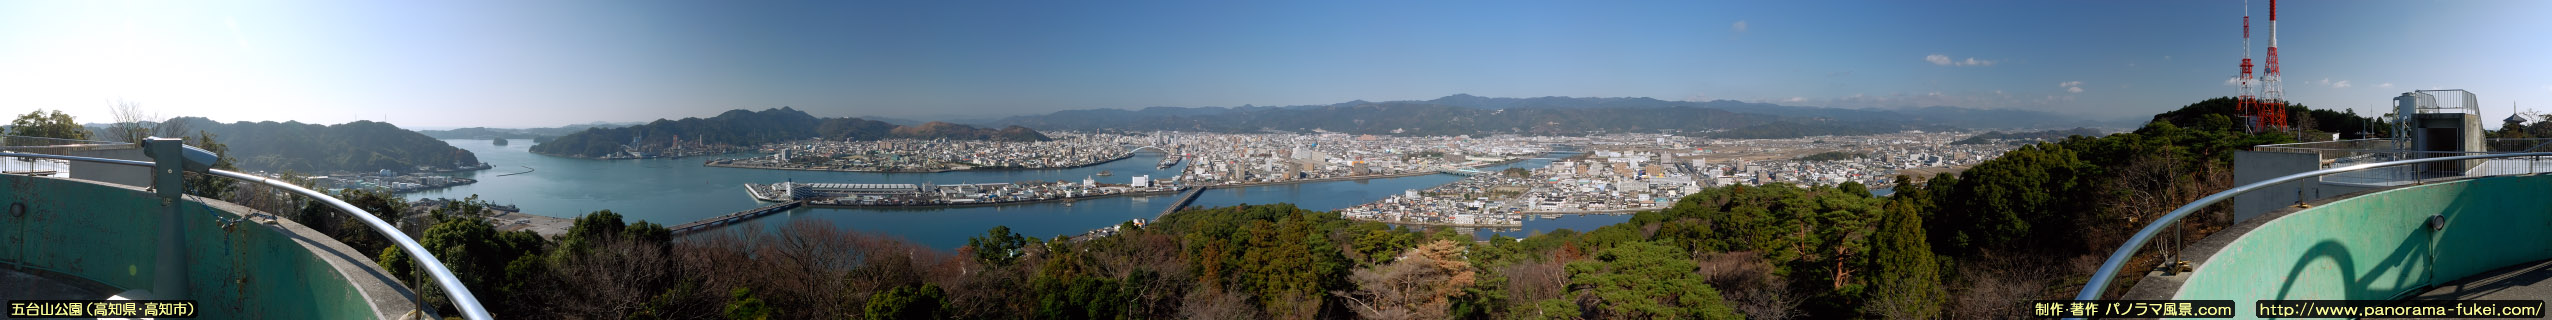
[2074,151,2552,309]
[0,151,492,320]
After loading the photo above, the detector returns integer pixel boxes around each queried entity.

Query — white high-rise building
[1131,175,1151,188]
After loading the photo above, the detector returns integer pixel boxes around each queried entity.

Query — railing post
[145,138,190,299]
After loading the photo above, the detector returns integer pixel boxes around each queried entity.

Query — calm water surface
[413,139,1598,249]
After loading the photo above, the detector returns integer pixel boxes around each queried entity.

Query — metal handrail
[2073,151,2552,310]
[0,151,492,320]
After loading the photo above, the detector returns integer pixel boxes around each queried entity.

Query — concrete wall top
[2124,173,2552,319]
[0,174,418,319]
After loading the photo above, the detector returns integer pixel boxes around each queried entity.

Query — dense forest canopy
[530,107,1050,158]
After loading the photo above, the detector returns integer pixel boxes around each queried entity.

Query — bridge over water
[671,200,807,235]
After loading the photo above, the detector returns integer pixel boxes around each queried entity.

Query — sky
[2,0,2549,129]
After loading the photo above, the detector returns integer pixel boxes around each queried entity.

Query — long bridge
[1437,167,1491,176]
[1156,187,1206,219]
[671,200,806,235]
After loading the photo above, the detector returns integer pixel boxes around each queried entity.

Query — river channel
[410,139,1627,249]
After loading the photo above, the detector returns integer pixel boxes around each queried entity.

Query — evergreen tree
[1866,196,1945,318]
[5,109,90,141]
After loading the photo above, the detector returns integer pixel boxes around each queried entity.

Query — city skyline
[3,0,2549,128]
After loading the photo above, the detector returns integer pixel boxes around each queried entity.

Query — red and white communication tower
[2259,0,2287,130]
[2237,0,2258,131]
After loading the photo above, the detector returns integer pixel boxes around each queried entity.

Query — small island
[492,137,508,146]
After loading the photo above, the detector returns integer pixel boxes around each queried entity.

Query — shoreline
[1521,208,1658,215]
[1339,209,1651,228]
[797,188,1184,209]
[702,152,1137,173]
[759,154,1544,210]
[1194,155,1535,189]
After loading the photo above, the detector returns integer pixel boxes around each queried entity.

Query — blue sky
[2,0,2548,128]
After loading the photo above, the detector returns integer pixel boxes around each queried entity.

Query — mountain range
[417,122,636,141]
[974,94,2126,138]
[529,107,1048,158]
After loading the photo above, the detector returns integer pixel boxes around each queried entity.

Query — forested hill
[417,122,633,140]
[985,94,2121,137]
[169,117,481,174]
[529,107,1050,158]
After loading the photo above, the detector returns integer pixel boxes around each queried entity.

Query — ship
[1096,170,1112,176]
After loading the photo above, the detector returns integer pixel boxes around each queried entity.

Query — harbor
[416,137,1591,249]
[742,167,1183,205]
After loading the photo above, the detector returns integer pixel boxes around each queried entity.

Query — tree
[6,109,89,141]
[1865,197,1945,319]
[1563,241,1739,319]
[727,286,772,320]
[183,131,238,199]
[864,284,948,320]
[104,100,155,143]
[967,226,1028,267]
[419,215,551,316]
[1336,240,1476,320]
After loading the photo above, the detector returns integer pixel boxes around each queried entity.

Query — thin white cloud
[225,16,251,51]
[2068,87,2085,93]
[1926,54,1994,67]
[2332,80,2351,88]
[2059,81,2085,93]
[1732,20,1748,33]
[2379,83,2395,89]
[1785,96,1807,102]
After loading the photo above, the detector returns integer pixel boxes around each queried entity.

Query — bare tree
[1334,240,1476,320]
[105,99,156,143]
[103,99,198,144]
[550,239,672,319]
[1502,253,1570,303]
[1696,251,1799,320]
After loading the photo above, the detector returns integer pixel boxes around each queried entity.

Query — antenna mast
[2261,0,2287,131]
[2238,0,2258,132]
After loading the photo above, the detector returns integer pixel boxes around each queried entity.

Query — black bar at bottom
[2031,300,2237,318]
[2257,300,2545,318]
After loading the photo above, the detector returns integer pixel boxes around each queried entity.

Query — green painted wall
[2175,174,2552,318]
[0,175,379,319]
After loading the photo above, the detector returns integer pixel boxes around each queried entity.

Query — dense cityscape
[1339,131,2019,227]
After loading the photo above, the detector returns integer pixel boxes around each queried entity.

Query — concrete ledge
[2123,173,2552,319]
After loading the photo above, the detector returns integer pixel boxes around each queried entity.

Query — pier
[494,166,535,177]
[1156,187,1206,218]
[671,200,806,235]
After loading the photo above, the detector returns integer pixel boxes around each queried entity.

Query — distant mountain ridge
[529,107,1049,158]
[982,94,2117,138]
[164,117,483,174]
[418,122,634,140]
